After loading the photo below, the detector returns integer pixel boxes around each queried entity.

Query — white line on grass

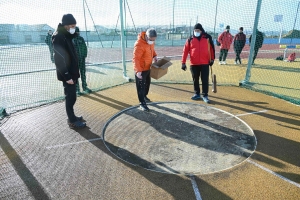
[190,176,202,200]
[46,138,102,149]
[235,110,267,117]
[248,160,300,188]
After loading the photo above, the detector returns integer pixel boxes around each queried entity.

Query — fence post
[119,0,131,81]
[240,0,262,85]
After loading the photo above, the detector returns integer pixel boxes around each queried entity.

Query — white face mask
[69,28,76,34]
[147,40,154,45]
[194,31,200,37]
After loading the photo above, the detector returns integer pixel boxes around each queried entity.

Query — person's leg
[135,72,146,104]
[49,47,54,62]
[223,49,228,61]
[236,49,241,63]
[252,48,259,64]
[63,81,77,123]
[200,65,209,97]
[190,66,201,99]
[219,49,224,61]
[79,58,88,90]
[144,70,151,97]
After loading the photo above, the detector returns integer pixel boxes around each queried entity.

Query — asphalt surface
[0,83,299,199]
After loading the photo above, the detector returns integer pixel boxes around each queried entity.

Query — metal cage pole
[241,0,262,85]
[119,0,130,81]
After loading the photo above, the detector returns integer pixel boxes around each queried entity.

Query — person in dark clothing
[181,23,215,103]
[45,29,54,63]
[249,29,264,65]
[73,27,91,94]
[233,27,246,64]
[52,14,86,128]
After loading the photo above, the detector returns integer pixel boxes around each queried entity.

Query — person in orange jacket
[182,23,215,103]
[133,28,158,111]
[218,25,233,65]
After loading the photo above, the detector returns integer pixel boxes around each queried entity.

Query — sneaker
[191,94,201,100]
[139,104,150,111]
[144,96,151,102]
[222,61,227,65]
[219,61,223,65]
[234,61,237,64]
[202,96,210,103]
[68,120,86,129]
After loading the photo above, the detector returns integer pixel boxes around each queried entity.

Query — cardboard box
[150,56,172,80]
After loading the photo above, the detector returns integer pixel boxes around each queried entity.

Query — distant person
[181,23,215,103]
[133,28,158,111]
[233,27,246,64]
[249,29,264,65]
[52,14,86,128]
[73,27,91,94]
[45,29,54,63]
[218,25,233,65]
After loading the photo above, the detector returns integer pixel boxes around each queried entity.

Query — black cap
[239,27,243,31]
[226,25,230,29]
[194,23,204,31]
[62,14,76,26]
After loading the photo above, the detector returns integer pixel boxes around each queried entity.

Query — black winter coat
[52,24,79,82]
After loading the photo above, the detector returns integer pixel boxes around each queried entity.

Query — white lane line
[235,110,267,117]
[248,160,300,188]
[190,176,202,200]
[46,138,102,149]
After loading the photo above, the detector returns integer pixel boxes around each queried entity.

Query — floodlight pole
[241,0,262,85]
[291,1,300,44]
[119,0,130,81]
[172,0,175,46]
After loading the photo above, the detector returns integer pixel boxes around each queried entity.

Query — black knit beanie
[194,23,204,31]
[62,14,77,26]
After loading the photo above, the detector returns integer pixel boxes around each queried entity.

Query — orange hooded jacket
[133,32,157,72]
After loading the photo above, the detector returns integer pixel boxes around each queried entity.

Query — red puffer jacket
[218,31,233,50]
[182,33,215,65]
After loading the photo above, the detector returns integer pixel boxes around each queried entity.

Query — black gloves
[209,60,214,66]
[181,63,187,71]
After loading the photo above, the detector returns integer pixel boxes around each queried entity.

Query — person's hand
[181,63,187,71]
[153,56,158,62]
[136,72,142,79]
[66,79,74,84]
[209,60,214,66]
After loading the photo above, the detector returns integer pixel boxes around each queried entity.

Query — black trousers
[76,58,87,91]
[63,81,77,123]
[135,70,151,104]
[219,49,228,61]
[235,49,242,63]
[252,47,259,63]
[190,65,209,97]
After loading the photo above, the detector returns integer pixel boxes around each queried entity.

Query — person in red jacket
[181,23,215,103]
[218,25,233,65]
[233,27,246,64]
[133,28,158,111]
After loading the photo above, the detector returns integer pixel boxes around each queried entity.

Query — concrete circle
[102,102,256,175]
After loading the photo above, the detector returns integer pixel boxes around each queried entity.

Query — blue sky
[0,0,299,32]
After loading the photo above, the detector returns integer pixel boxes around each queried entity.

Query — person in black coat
[249,29,264,65]
[52,14,86,128]
[233,27,246,64]
[45,30,54,63]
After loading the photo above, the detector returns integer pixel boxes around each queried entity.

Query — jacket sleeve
[52,35,72,81]
[133,43,144,72]
[218,33,223,43]
[181,39,190,64]
[207,35,215,60]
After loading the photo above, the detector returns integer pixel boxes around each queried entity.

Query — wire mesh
[0,0,300,117]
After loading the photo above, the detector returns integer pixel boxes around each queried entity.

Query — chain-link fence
[1,0,300,117]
